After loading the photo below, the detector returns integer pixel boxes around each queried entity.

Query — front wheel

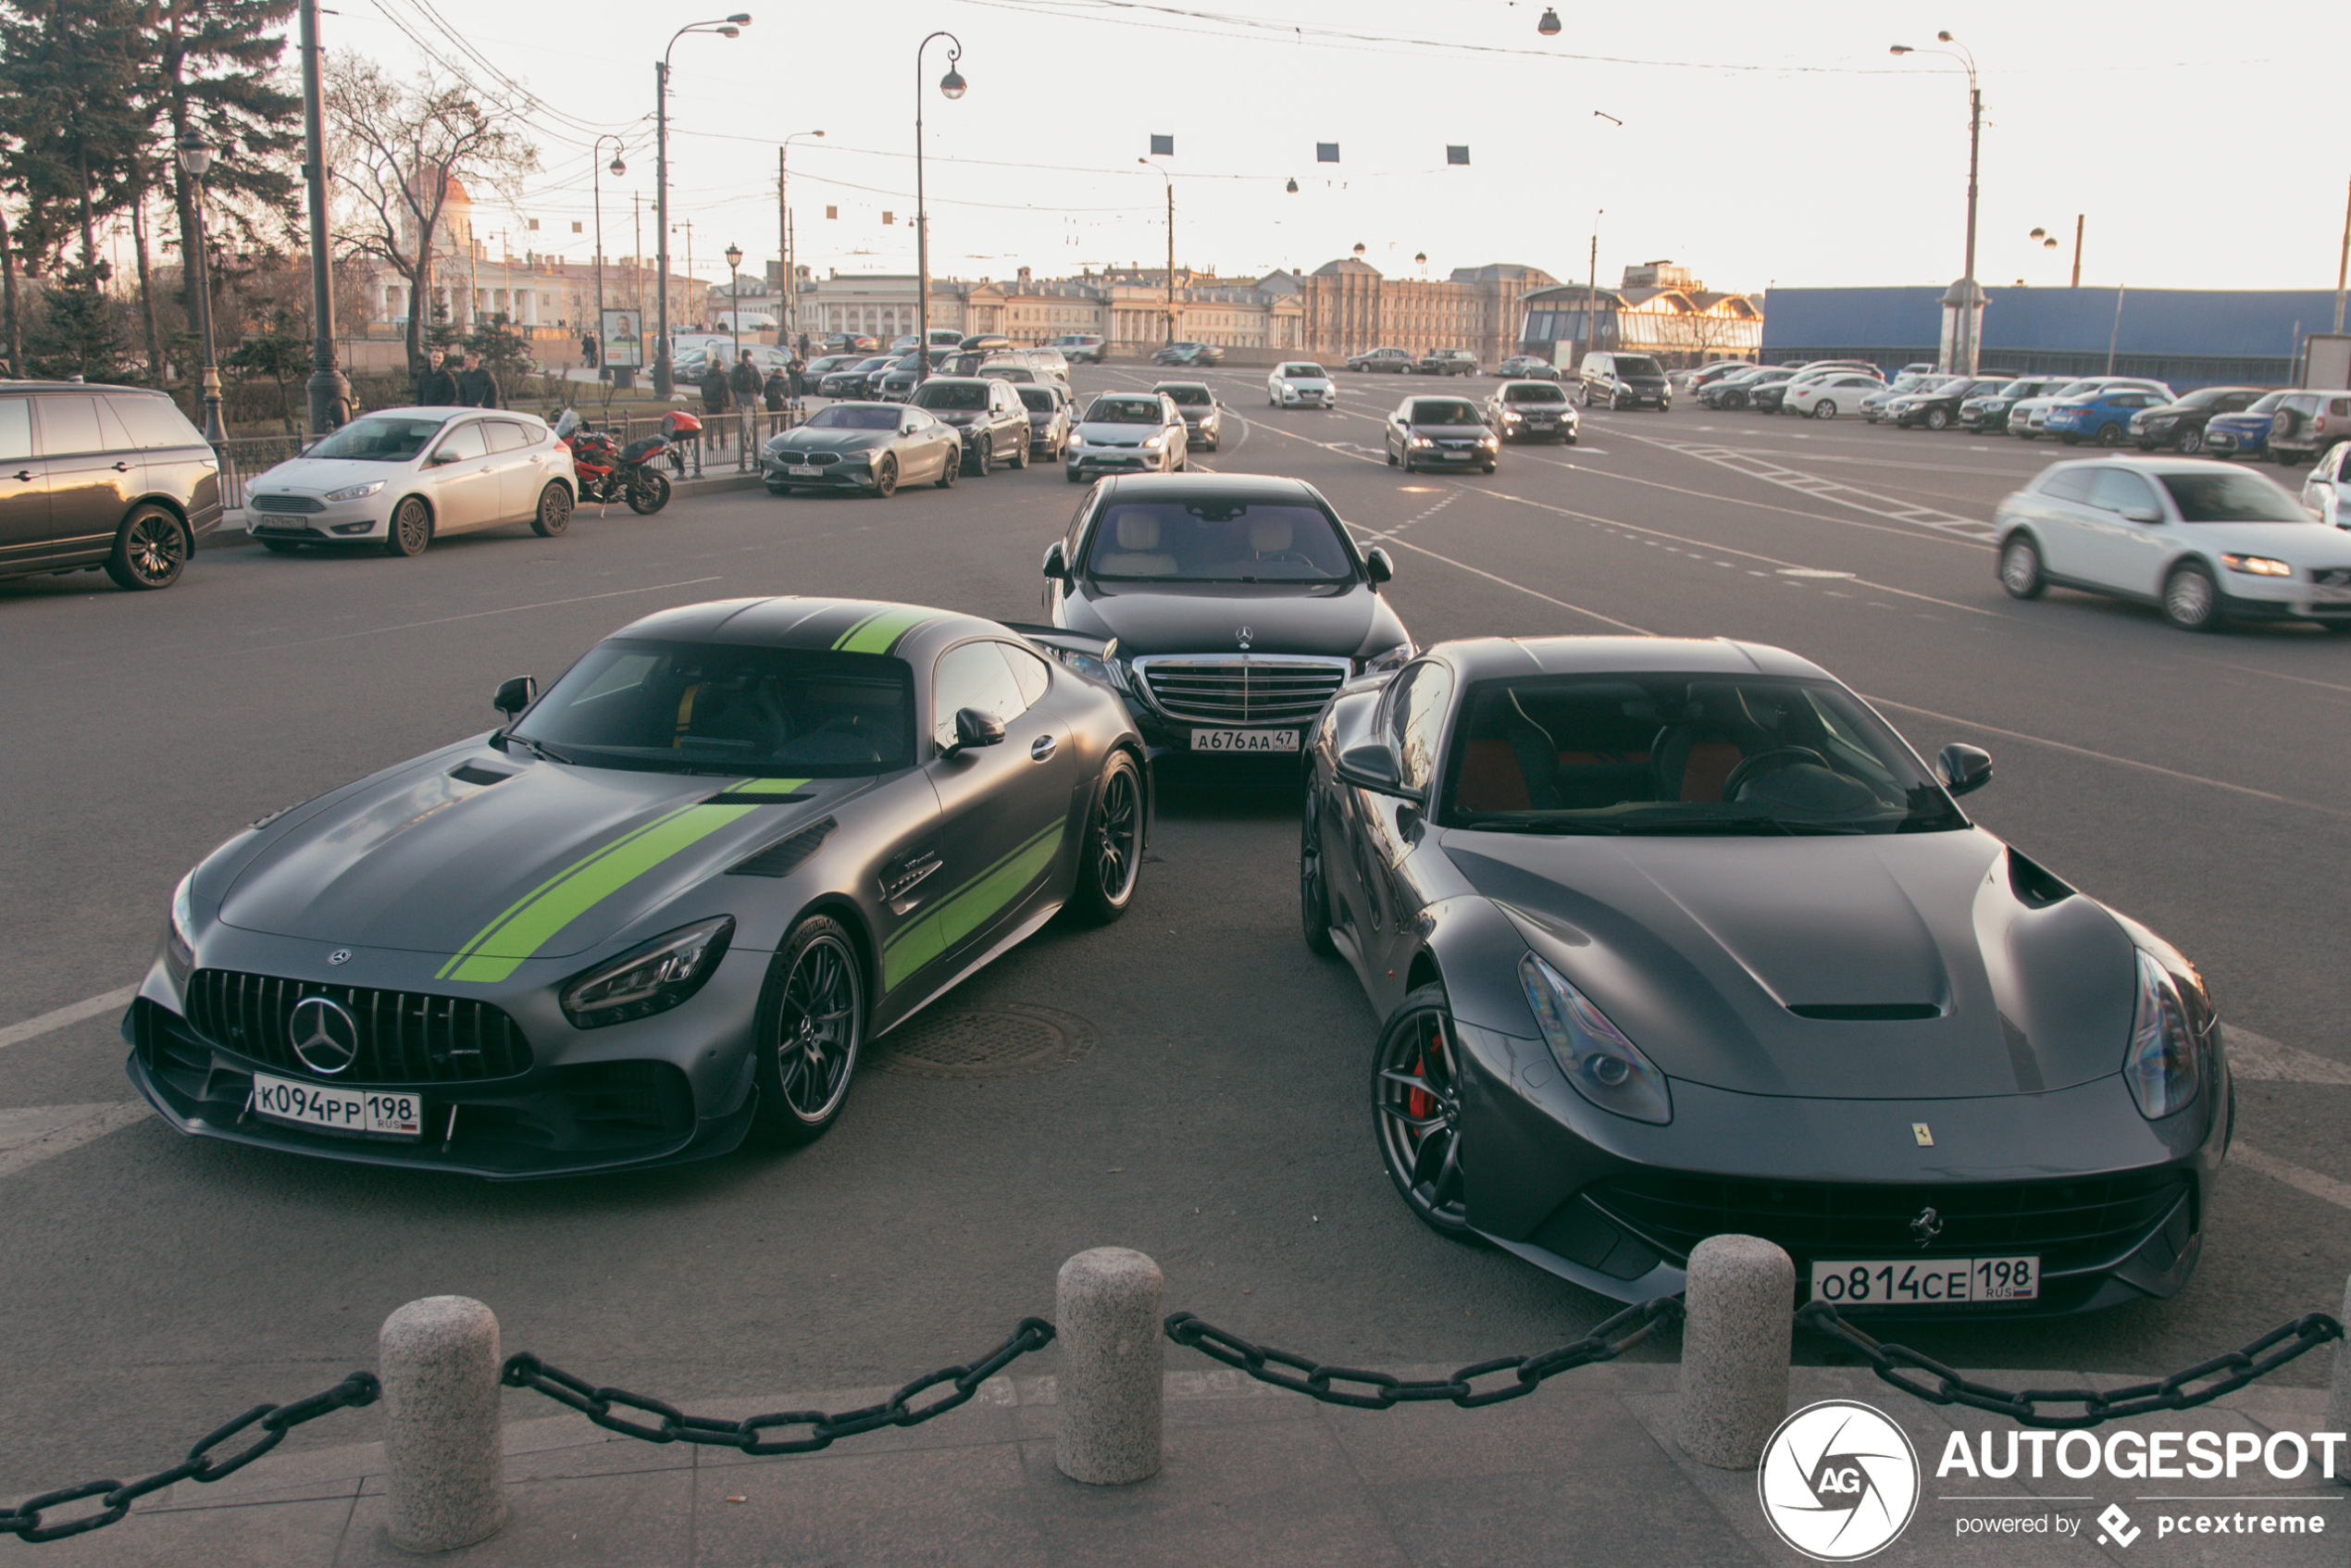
[2176,427,2206,454]
[1008,432,1029,469]
[1067,751,1144,925]
[1812,400,1837,420]
[530,481,572,538]
[750,917,866,1148]
[1927,407,1951,430]
[1373,985,1474,1238]
[625,469,671,515]
[968,436,991,475]
[934,449,959,489]
[383,496,432,557]
[870,455,898,499]
[105,504,186,590]
[1300,784,1336,956]
[2097,422,2124,447]
[1998,534,2046,600]
[2163,563,2220,632]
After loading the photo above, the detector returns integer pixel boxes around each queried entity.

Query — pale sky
[329,0,2351,299]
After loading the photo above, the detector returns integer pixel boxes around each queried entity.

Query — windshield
[1441,675,1959,836]
[2158,469,2310,522]
[850,357,890,372]
[1083,498,1355,582]
[804,406,897,430]
[514,641,915,778]
[1017,388,1057,413]
[1084,397,1164,425]
[1504,384,1567,404]
[305,414,451,462]
[1409,400,1482,426]
[1281,365,1326,378]
[2241,392,2286,414]
[1158,386,1212,405]
[913,382,989,411]
[1612,355,1663,378]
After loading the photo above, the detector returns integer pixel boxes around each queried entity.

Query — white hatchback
[244,408,578,558]
[1994,456,2351,631]
[1785,372,1886,420]
[2303,442,2351,528]
[1267,362,1337,408]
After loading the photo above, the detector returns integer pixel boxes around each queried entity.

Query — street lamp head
[1888,44,1912,55]
[1935,30,1953,42]
[609,154,627,177]
[939,68,966,99]
[728,12,751,22]
[1351,243,1365,256]
[716,25,738,37]
[177,131,214,178]
[1536,7,1561,36]
[2029,227,2046,239]
[2043,238,2059,249]
[725,243,742,268]
[1285,178,1299,193]
[1414,251,1426,265]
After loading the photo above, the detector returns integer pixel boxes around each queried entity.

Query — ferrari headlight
[2123,948,2200,1119]
[1519,952,1671,1124]
[325,480,385,502]
[560,916,735,1029]
[1360,643,1414,675]
[167,871,196,973]
[2221,553,2293,578]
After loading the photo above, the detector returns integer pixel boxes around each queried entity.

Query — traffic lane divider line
[2230,1143,2351,1213]
[2224,1026,2351,1085]
[0,985,137,1052]
[0,1103,147,1179]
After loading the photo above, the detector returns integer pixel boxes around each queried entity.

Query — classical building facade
[1275,260,1560,367]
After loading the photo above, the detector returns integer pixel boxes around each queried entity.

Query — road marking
[212,577,730,661]
[1860,696,2351,819]
[2232,1143,2351,1213]
[1610,428,2003,542]
[2225,1026,2351,1085]
[0,1103,147,1178]
[0,985,137,1052]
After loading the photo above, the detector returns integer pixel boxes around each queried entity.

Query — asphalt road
[1,369,2345,1494]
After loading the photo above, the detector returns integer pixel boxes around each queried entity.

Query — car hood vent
[1785,1002,1945,1022]
[728,817,836,878]
[448,763,516,787]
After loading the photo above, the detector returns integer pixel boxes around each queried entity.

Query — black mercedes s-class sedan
[1036,474,1412,764]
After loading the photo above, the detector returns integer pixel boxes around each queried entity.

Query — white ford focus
[244,407,578,558]
[1994,456,2351,632]
[1267,362,1337,409]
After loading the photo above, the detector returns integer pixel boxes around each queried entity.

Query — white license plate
[251,1072,423,1139]
[787,464,820,477]
[1190,728,1300,753]
[1810,1256,2039,1305]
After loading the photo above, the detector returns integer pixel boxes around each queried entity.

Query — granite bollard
[1676,1234,1795,1470]
[1055,1248,1164,1484]
[380,1295,506,1551]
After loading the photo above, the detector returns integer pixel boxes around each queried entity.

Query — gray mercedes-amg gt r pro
[1303,636,2227,1315]
[126,598,1149,1177]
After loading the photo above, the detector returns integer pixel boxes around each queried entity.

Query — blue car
[2042,388,2170,446]
[2203,392,2286,461]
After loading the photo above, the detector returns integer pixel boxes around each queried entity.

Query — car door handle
[1029,734,1057,763]
[111,461,132,473]
[9,470,30,482]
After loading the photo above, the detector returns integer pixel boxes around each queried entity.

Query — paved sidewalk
[2,1359,2340,1567]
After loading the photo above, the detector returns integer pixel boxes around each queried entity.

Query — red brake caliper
[1406,1022,1437,1121]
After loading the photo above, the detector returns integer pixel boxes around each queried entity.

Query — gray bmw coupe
[1303,636,2226,1315]
[128,599,1148,1177]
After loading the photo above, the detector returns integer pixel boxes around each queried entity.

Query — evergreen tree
[25,258,127,380]
[152,0,299,320]
[0,0,150,275]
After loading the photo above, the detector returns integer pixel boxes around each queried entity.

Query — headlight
[2222,553,2293,578]
[559,916,735,1029]
[325,480,384,502]
[1480,435,1498,448]
[1519,952,1671,1124]
[1143,435,1165,449]
[1502,410,1523,421]
[1051,647,1131,691]
[1409,436,1435,448]
[2124,948,2199,1119]
[167,871,196,972]
[1067,434,1086,449]
[1360,643,1414,675]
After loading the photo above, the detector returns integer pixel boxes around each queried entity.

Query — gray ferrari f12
[1304,635,2227,1315]
[127,598,1148,1176]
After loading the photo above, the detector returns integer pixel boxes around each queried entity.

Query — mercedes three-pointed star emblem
[288,995,360,1076]
[1236,626,1254,649]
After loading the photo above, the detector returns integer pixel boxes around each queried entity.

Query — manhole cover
[869,1002,1098,1079]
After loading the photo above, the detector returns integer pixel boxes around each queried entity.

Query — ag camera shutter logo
[1758,1400,1921,1561]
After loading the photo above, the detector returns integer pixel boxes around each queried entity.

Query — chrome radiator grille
[1138,655,1351,726]
[184,969,533,1084]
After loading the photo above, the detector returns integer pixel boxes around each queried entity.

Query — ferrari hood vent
[1785,1002,1946,1022]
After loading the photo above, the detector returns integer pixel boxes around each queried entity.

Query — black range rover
[1036,475,1412,765]
[0,380,222,591]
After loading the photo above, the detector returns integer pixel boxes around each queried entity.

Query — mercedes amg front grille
[1588,1169,2189,1274]
[184,969,533,1084]
[1136,656,1351,726]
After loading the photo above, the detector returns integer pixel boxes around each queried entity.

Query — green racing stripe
[832,605,935,655]
[879,818,1066,992]
[437,778,808,984]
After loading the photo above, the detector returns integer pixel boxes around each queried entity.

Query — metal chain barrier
[499,1316,1055,1456]
[0,1373,379,1544]
[1797,1300,2344,1430]
[1163,1295,1684,1411]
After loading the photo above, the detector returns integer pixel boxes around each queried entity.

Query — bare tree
[325,58,534,375]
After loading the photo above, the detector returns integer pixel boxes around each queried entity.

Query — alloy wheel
[1374,998,1471,1235]
[107,507,186,590]
[776,933,862,1125]
[386,497,431,557]
[2163,566,2219,632]
[1091,764,1140,907]
[2177,428,2205,454]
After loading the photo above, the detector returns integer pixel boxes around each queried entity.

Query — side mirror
[1337,740,1409,793]
[1042,541,1070,580]
[427,448,459,467]
[945,707,1007,757]
[1364,546,1395,585]
[1937,742,1993,797]
[2122,505,2164,525]
[493,675,536,717]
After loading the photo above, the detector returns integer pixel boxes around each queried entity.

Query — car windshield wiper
[1613,817,1865,837]
[507,734,575,765]
[1455,816,1622,835]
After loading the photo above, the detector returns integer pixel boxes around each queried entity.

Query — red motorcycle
[553,409,692,514]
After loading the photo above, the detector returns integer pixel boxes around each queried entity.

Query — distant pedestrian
[414,350,456,406]
[762,367,787,414]
[728,350,763,452]
[785,357,808,413]
[455,351,501,409]
[580,331,597,368]
[797,330,812,362]
[699,359,730,454]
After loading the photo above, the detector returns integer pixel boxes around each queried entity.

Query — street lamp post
[914,31,965,380]
[1138,157,1174,344]
[1891,32,1982,376]
[592,136,627,383]
[725,242,743,364]
[176,132,226,453]
[296,0,348,435]
[653,14,750,397]
[779,129,822,352]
